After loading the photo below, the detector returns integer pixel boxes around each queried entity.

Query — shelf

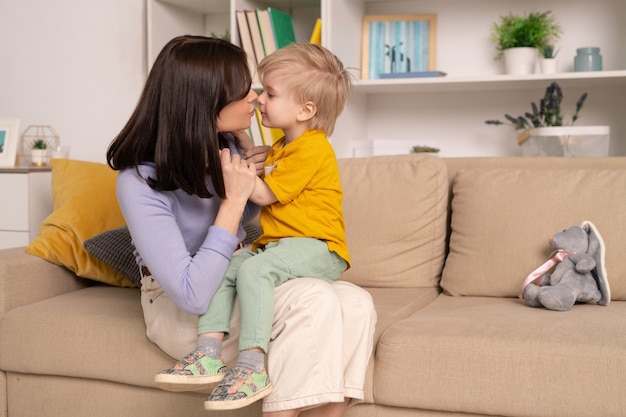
[354,70,626,94]
[155,0,228,14]
[157,0,319,15]
[0,166,51,174]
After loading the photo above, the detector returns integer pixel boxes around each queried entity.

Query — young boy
[156,42,353,411]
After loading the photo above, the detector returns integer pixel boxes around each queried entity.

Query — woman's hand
[232,130,270,176]
[220,148,257,204]
[214,148,258,236]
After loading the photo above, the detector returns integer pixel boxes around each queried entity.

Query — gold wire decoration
[18,125,60,166]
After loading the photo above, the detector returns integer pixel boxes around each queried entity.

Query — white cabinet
[0,168,52,249]
[147,0,626,159]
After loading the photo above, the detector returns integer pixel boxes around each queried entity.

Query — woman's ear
[297,101,317,122]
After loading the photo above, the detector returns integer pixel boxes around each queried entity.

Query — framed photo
[361,14,437,80]
[0,118,20,168]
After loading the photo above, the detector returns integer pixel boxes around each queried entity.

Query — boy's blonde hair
[257,43,352,136]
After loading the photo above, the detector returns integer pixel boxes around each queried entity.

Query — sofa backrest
[338,154,448,289]
[441,157,626,301]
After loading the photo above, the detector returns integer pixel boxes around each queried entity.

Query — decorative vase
[503,47,538,75]
[520,126,610,157]
[574,47,602,72]
[539,58,558,74]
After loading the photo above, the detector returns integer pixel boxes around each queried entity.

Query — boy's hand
[231,130,270,176]
[243,145,271,176]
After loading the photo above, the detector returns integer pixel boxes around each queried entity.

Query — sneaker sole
[154,373,225,392]
[203,383,273,410]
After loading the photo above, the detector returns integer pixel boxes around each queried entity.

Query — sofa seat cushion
[374,294,626,417]
[442,167,626,300]
[361,287,440,403]
[0,286,174,388]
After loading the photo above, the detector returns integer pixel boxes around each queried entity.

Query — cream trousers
[141,274,376,413]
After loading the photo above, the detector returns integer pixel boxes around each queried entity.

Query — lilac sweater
[116,159,259,315]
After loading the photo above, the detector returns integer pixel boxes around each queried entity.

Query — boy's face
[257,72,303,132]
[216,89,257,132]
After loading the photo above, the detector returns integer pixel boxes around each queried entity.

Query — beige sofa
[2,154,626,417]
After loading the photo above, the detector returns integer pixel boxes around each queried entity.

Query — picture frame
[0,118,20,168]
[361,14,437,80]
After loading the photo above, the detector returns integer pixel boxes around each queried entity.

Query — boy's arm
[250,176,278,206]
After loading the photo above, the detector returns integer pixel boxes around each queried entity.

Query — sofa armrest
[0,247,89,320]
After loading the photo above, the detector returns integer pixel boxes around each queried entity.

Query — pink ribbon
[519,250,569,300]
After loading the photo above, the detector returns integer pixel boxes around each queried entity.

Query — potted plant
[490,11,561,75]
[485,82,609,157]
[411,145,440,154]
[539,45,559,73]
[31,138,48,166]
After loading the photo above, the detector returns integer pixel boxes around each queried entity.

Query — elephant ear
[582,220,610,305]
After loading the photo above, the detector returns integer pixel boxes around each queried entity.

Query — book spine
[245,10,265,65]
[256,9,277,56]
[267,7,296,49]
[248,115,264,147]
[235,10,260,84]
[309,18,321,44]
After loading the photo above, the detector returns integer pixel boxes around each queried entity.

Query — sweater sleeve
[116,167,243,315]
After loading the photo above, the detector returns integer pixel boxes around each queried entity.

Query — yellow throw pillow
[27,159,134,287]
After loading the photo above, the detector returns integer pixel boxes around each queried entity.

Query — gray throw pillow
[83,221,263,289]
[83,226,141,287]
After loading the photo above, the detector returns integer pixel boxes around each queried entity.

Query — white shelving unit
[0,168,52,249]
[147,0,626,158]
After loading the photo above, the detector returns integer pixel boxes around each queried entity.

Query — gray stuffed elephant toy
[521,221,610,311]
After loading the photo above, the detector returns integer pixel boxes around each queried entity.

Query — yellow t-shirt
[253,129,350,266]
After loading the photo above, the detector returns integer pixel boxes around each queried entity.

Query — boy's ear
[297,101,317,122]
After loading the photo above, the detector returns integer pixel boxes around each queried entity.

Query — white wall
[0,0,146,163]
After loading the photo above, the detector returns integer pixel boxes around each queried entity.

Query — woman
[106,35,376,416]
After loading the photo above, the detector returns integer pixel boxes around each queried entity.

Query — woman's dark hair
[107,35,252,198]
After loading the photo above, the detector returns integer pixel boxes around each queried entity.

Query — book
[256,8,277,56]
[267,7,296,49]
[235,10,260,84]
[378,71,447,79]
[245,9,265,66]
[248,114,264,147]
[309,18,321,44]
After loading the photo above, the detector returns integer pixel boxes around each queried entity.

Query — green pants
[197,237,347,352]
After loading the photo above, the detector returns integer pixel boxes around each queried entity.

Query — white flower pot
[31,149,48,166]
[539,58,558,74]
[503,47,538,75]
[521,126,610,157]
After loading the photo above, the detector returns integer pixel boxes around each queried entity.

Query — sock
[237,350,265,373]
[196,336,222,359]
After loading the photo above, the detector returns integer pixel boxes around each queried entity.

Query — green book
[267,7,296,49]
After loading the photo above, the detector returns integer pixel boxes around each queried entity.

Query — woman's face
[216,89,257,132]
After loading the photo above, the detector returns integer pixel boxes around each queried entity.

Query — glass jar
[574,47,603,72]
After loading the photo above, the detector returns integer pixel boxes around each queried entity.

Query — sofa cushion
[375,294,626,417]
[83,220,264,289]
[0,286,171,387]
[338,154,448,288]
[441,168,626,300]
[83,226,142,287]
[359,287,440,404]
[26,159,134,287]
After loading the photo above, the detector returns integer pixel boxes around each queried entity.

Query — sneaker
[154,350,227,392]
[203,366,273,410]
